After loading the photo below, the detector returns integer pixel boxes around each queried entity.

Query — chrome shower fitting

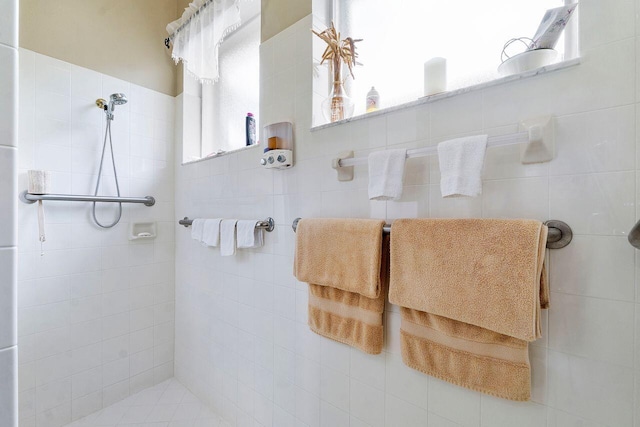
[95,93,128,120]
[92,93,128,228]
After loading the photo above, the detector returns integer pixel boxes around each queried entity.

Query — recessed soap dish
[129,222,157,240]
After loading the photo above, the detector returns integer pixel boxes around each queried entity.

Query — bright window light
[334,0,568,116]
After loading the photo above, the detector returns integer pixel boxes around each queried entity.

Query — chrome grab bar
[20,191,155,206]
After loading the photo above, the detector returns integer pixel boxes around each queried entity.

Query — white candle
[424,57,447,96]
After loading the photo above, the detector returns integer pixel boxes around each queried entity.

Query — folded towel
[390,218,548,340]
[437,135,488,197]
[191,219,205,243]
[294,218,386,299]
[307,238,388,354]
[237,220,264,249]
[368,148,407,200]
[399,308,533,401]
[202,218,222,247]
[294,218,387,354]
[389,218,548,400]
[220,219,238,256]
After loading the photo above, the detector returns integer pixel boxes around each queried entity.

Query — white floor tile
[63,378,221,427]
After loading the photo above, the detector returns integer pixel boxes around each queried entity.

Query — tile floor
[64,379,228,427]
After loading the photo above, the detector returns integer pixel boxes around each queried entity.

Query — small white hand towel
[367,148,408,200]
[437,135,488,198]
[220,219,238,256]
[236,220,264,249]
[202,218,222,247]
[191,219,205,242]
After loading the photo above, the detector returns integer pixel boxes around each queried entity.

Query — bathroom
[0,0,638,426]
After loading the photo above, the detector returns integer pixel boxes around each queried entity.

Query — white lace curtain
[167,0,242,84]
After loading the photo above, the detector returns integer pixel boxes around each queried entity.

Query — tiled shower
[2,0,640,426]
[16,50,177,425]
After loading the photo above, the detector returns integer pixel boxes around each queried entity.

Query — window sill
[311,58,581,132]
[182,143,262,166]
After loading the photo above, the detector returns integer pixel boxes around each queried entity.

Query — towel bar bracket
[332,150,354,181]
[520,116,555,164]
[543,220,572,249]
[292,217,573,249]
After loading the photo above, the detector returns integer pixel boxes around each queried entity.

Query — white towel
[368,148,407,200]
[191,219,205,242]
[437,135,488,198]
[236,220,264,249]
[202,218,222,247]
[220,219,238,256]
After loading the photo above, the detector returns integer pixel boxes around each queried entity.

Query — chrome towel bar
[20,191,155,206]
[291,218,572,249]
[179,217,276,232]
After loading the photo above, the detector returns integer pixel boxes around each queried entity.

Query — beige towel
[294,218,386,299]
[294,218,387,354]
[389,218,548,401]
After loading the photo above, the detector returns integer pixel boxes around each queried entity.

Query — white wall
[0,0,19,425]
[17,50,176,426]
[174,2,640,425]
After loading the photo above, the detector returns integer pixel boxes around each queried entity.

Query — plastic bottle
[246,113,256,146]
[366,86,380,113]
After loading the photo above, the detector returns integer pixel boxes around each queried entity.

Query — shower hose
[92,118,122,228]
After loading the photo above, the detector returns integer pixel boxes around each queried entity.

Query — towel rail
[332,116,555,181]
[179,217,275,232]
[338,132,529,169]
[291,218,572,249]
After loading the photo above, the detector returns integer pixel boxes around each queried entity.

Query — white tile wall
[0,248,17,350]
[0,346,17,426]
[0,145,17,246]
[0,45,17,148]
[0,0,18,49]
[173,5,640,427]
[17,49,176,426]
[0,1,18,425]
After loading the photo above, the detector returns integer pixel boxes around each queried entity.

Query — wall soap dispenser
[260,122,293,169]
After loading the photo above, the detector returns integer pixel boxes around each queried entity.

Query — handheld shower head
[101,93,128,120]
[109,93,128,106]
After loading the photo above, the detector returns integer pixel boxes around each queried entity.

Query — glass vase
[322,81,355,123]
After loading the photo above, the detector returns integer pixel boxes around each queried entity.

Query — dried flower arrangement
[312,22,362,122]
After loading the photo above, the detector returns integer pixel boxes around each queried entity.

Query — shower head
[109,93,128,106]
[99,93,127,120]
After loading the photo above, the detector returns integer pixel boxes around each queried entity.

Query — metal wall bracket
[544,220,572,249]
[520,115,555,164]
[332,150,354,181]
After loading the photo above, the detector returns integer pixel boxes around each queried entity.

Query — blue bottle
[246,113,256,146]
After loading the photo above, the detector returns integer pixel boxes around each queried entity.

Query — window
[319,0,576,120]
[182,3,260,163]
